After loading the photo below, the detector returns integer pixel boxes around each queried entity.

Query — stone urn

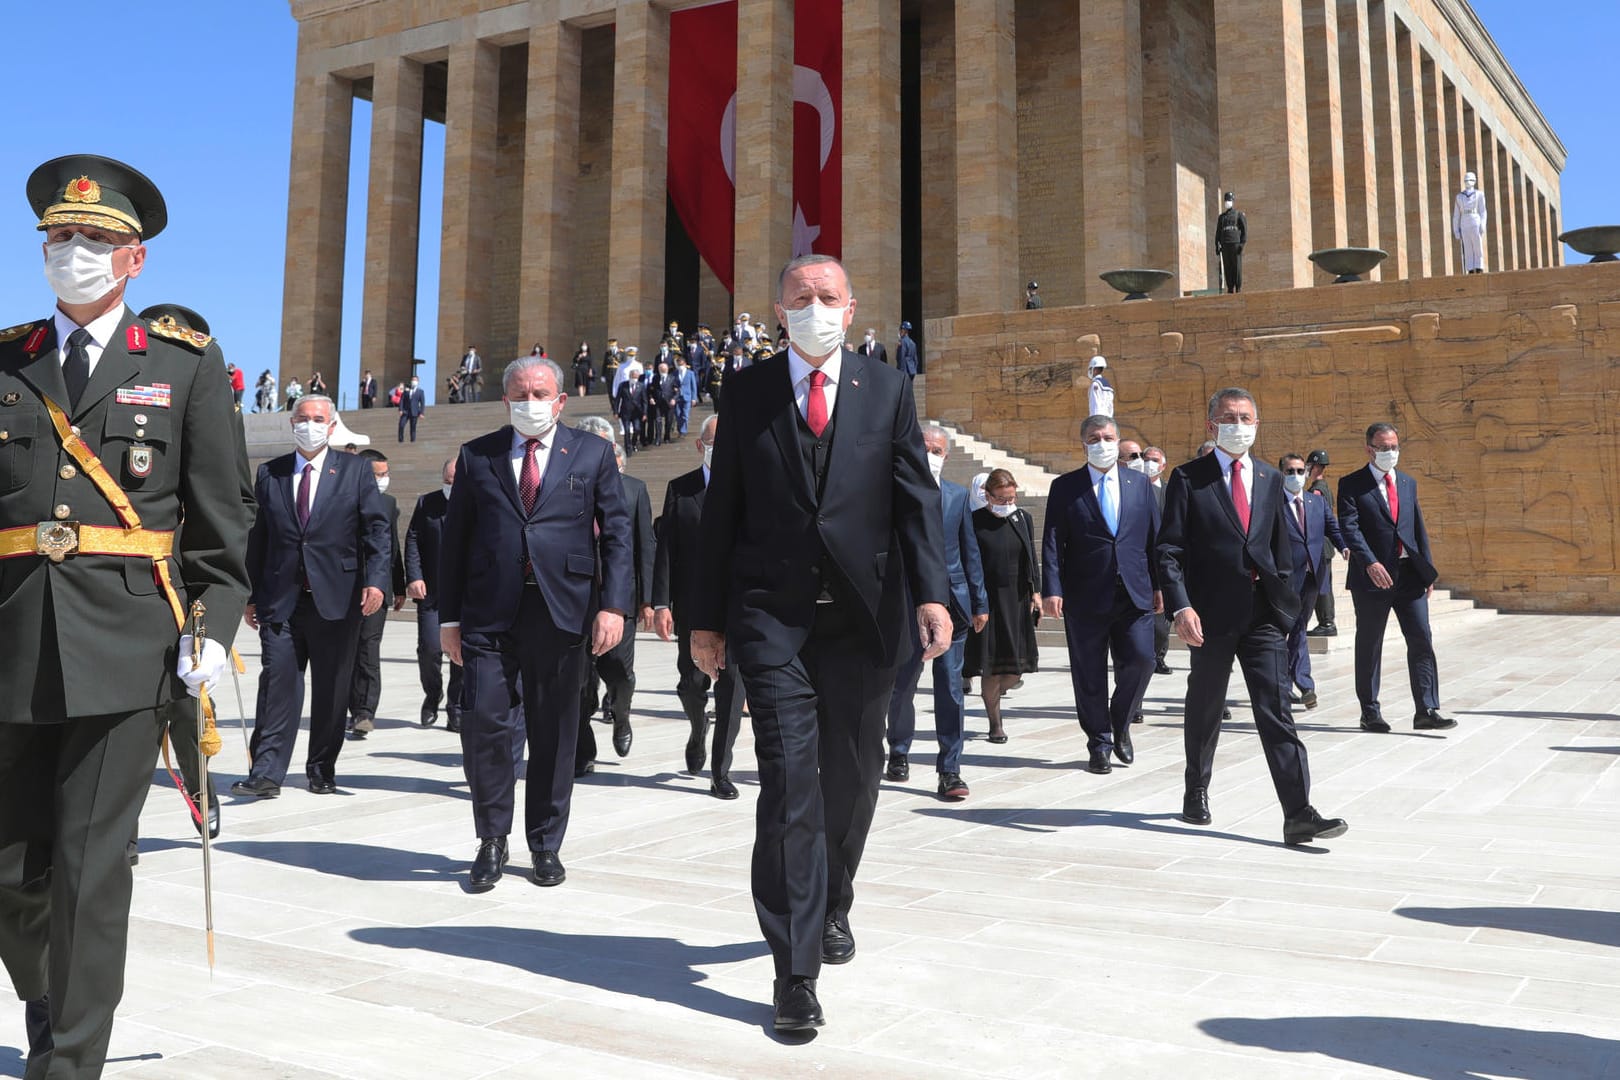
[1098,269,1173,301]
[1558,226,1620,263]
[1308,247,1388,283]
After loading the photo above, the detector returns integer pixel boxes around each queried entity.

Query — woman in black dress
[572,343,594,396]
[964,469,1040,742]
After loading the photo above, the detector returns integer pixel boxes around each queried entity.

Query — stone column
[436,39,500,389]
[841,0,902,343]
[1216,0,1314,288]
[1472,116,1502,273]
[1336,0,1380,262]
[361,54,425,391]
[281,63,352,384]
[1394,18,1429,277]
[520,20,583,356]
[918,3,958,319]
[1420,52,1453,274]
[1364,0,1405,277]
[1443,79,1466,272]
[733,0,794,320]
[1301,0,1347,256]
[608,1,670,355]
[1079,0,1146,305]
[955,0,1019,313]
[1509,159,1526,270]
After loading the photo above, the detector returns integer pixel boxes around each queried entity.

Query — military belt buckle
[35,521,79,563]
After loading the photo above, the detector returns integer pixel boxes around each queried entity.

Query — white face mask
[1283,472,1307,494]
[510,399,557,438]
[441,483,453,499]
[44,234,132,306]
[374,474,390,494]
[409,380,419,389]
[702,444,714,471]
[783,300,848,358]
[292,420,330,454]
[1087,441,1119,470]
[1215,423,1257,456]
[1374,448,1400,472]
[989,501,1016,519]
[1146,459,1163,478]
[927,452,946,483]
[1126,458,1147,474]
[864,333,875,344]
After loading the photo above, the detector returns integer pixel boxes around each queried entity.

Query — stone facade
[923,265,1620,614]
[280,0,1567,394]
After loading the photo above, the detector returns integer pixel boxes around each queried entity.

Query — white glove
[177,636,228,699]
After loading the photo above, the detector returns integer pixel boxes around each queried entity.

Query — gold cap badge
[62,176,102,205]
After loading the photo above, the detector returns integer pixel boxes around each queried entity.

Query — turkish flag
[666,1,842,292]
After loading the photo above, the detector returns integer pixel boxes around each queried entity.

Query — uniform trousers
[349,603,388,720]
[739,600,895,980]
[1183,587,1310,814]
[250,593,362,785]
[1,709,164,1080]
[676,623,745,777]
[1351,561,1439,716]
[414,599,463,717]
[1064,586,1156,754]
[459,586,585,853]
[577,615,635,769]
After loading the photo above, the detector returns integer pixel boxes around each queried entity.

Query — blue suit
[676,366,698,434]
[887,479,987,774]
[1042,464,1160,754]
[440,423,632,854]
[397,384,425,441]
[245,448,391,785]
[1280,487,1346,693]
[895,334,919,376]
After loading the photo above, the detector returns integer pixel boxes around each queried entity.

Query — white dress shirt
[787,345,842,424]
[1212,446,1255,505]
[510,426,555,488]
[293,445,330,511]
[54,304,126,381]
[1087,463,1121,528]
[1367,462,1408,557]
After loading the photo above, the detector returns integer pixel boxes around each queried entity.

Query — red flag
[793,0,841,260]
[668,2,739,290]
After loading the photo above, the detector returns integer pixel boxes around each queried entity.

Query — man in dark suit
[347,449,408,737]
[1157,387,1346,846]
[613,362,647,457]
[884,426,986,798]
[1338,423,1454,733]
[0,155,254,1074]
[691,255,951,1031]
[576,431,653,773]
[1121,438,1173,695]
[1305,449,1340,636]
[397,374,425,442]
[360,369,378,409]
[856,327,887,365]
[1278,453,1347,710]
[237,394,391,796]
[650,360,680,446]
[1043,416,1162,774]
[894,320,919,376]
[405,459,462,730]
[439,357,632,892]
[653,416,747,797]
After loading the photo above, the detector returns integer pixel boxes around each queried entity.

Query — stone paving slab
[2,612,1618,1078]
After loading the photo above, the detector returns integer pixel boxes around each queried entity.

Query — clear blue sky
[0,0,1611,406]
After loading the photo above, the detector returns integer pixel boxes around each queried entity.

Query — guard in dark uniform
[1216,191,1246,293]
[0,157,253,1076]
[1305,448,1340,636]
[1024,280,1042,309]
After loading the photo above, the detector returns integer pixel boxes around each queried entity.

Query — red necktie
[520,438,541,515]
[807,370,828,437]
[1230,459,1250,533]
[297,462,313,529]
[1385,472,1403,555]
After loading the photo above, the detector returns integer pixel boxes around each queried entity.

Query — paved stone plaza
[3,610,1617,1078]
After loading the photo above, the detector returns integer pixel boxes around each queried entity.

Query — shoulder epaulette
[145,316,212,351]
[0,320,43,344]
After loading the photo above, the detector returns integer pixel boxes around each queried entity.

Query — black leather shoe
[710,774,739,800]
[575,761,595,778]
[307,778,337,795]
[1300,689,1318,710]
[1154,660,1173,675]
[469,837,507,891]
[685,724,708,773]
[532,849,566,887]
[349,713,373,739]
[1414,708,1457,731]
[1284,805,1349,845]
[446,709,462,734]
[1087,749,1112,775]
[1133,711,1144,724]
[612,718,633,757]
[885,751,909,782]
[230,776,280,799]
[1360,713,1391,733]
[937,772,969,800]
[25,996,50,1062]
[1113,729,1135,765]
[1221,707,1232,721]
[1181,787,1212,825]
[772,976,824,1032]
[420,703,438,727]
[1306,623,1337,637]
[821,913,855,964]
[191,779,221,839]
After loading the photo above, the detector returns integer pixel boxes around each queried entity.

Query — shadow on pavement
[216,839,467,883]
[911,805,1308,849]
[1460,709,1618,723]
[1199,1015,1618,1079]
[1395,906,1620,948]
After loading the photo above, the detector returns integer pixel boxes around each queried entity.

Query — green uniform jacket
[0,305,253,724]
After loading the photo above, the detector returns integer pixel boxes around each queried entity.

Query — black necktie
[63,328,92,410]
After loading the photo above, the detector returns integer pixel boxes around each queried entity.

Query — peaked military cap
[28,154,167,239]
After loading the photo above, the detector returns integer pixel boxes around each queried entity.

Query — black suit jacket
[379,491,407,602]
[858,341,888,366]
[247,449,392,623]
[692,352,949,668]
[652,466,705,619]
[404,488,448,601]
[620,471,655,609]
[614,380,646,422]
[1157,452,1299,635]
[1337,465,1437,590]
[652,373,680,409]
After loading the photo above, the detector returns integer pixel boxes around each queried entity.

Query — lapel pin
[851,379,859,387]
[1,392,18,406]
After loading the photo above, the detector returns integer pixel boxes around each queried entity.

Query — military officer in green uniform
[0,155,253,1078]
